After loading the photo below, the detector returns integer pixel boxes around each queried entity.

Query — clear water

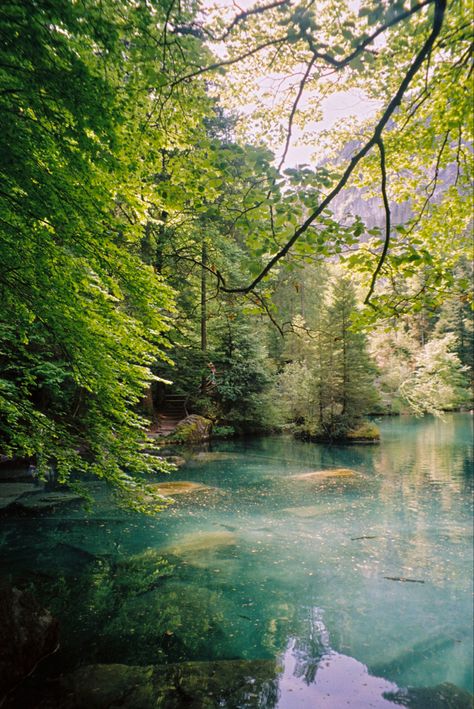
[1,414,473,706]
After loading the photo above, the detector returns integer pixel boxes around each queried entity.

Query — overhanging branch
[220,0,447,294]
[364,138,390,305]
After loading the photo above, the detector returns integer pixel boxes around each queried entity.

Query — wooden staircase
[151,393,188,437]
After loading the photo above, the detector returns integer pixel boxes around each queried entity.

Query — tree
[0,0,212,502]
[399,333,469,415]
[369,319,470,415]
[312,277,378,437]
[171,0,472,318]
[211,307,276,433]
[276,274,378,438]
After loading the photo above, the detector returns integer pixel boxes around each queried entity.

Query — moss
[296,421,380,444]
[345,422,380,442]
[168,415,212,444]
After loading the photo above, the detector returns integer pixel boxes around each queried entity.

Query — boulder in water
[170,415,213,444]
[163,530,237,561]
[191,451,235,463]
[15,491,83,512]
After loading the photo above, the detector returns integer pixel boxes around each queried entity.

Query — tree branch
[220,0,447,294]
[277,54,316,171]
[210,0,291,42]
[364,138,390,305]
[167,35,288,88]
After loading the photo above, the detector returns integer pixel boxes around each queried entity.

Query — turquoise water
[1,414,473,706]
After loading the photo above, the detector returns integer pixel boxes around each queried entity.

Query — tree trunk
[201,239,207,353]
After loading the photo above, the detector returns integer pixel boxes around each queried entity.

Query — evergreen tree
[315,277,378,438]
[212,310,276,433]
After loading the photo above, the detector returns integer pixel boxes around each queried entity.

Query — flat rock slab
[8,659,278,708]
[292,468,357,481]
[191,451,236,463]
[15,491,83,511]
[149,481,212,497]
[0,483,38,509]
[163,530,237,560]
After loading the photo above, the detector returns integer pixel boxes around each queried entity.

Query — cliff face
[331,186,411,229]
[326,138,459,230]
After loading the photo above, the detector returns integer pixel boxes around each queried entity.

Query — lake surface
[1,414,473,707]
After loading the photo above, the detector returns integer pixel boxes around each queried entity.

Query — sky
[202,0,381,168]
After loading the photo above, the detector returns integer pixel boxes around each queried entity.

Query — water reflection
[0,414,472,706]
[277,638,401,708]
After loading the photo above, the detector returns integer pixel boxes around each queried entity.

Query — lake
[1,414,473,707]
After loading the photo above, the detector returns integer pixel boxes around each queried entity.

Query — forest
[0,0,472,498]
[1,1,473,706]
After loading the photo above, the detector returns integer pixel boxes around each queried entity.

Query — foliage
[369,324,470,415]
[212,425,236,439]
[0,0,211,496]
[276,275,378,439]
[399,334,470,416]
[199,0,472,319]
[212,310,278,432]
[0,0,471,504]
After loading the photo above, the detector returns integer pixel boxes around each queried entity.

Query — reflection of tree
[375,415,472,497]
[369,416,473,586]
[290,607,331,684]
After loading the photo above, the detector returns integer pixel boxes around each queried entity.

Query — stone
[149,481,212,497]
[163,530,237,561]
[8,660,279,708]
[292,468,357,481]
[163,455,186,467]
[170,415,213,444]
[192,451,235,463]
[384,682,474,708]
[15,491,83,512]
[0,584,59,700]
[0,483,37,510]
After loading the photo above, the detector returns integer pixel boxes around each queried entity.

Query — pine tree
[315,277,378,438]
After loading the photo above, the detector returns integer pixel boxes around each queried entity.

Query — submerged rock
[292,468,357,481]
[162,455,186,467]
[0,584,59,699]
[15,491,83,512]
[149,481,212,497]
[7,659,279,708]
[384,681,474,708]
[191,451,236,463]
[0,483,37,510]
[163,530,237,561]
